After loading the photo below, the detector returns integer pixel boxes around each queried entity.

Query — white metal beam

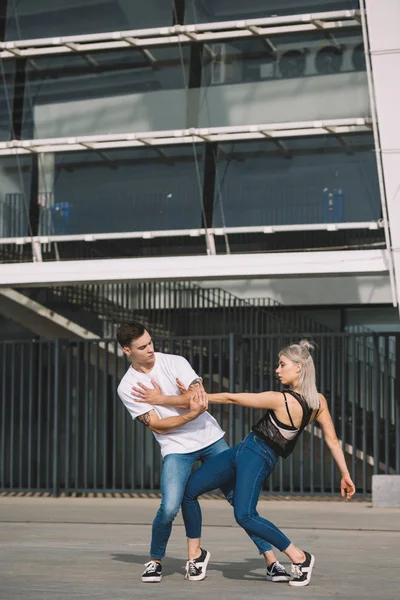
[0,10,361,60]
[0,250,389,288]
[0,118,372,156]
[0,220,383,246]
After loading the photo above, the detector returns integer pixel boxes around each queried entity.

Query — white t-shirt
[117,352,225,457]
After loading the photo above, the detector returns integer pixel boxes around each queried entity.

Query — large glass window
[0,60,16,141]
[0,156,32,238]
[213,134,381,228]
[6,1,174,40]
[185,0,360,24]
[196,29,368,127]
[22,46,190,139]
[37,145,205,236]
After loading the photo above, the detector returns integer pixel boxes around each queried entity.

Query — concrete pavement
[0,496,399,600]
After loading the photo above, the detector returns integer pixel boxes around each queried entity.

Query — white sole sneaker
[289,553,315,587]
[185,550,211,582]
[141,575,162,583]
[266,574,291,583]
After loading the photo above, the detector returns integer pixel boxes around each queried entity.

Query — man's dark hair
[116,321,149,348]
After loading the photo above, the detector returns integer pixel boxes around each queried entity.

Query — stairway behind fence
[1,332,398,497]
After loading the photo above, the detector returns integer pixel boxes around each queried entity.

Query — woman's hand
[188,390,208,417]
[131,380,164,404]
[340,474,356,502]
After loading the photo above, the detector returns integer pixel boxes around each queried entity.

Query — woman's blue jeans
[150,436,274,559]
[182,432,292,553]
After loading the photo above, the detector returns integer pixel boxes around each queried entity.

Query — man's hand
[188,390,208,418]
[340,474,356,502]
[176,378,187,394]
[131,380,164,405]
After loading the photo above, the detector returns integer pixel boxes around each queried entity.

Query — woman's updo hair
[279,339,319,409]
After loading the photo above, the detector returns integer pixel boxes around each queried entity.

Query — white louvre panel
[0,249,388,287]
[0,10,361,59]
[0,118,372,156]
[0,220,383,246]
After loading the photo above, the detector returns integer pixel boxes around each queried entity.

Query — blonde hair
[279,339,320,410]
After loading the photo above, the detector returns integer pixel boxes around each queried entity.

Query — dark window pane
[22,47,190,138]
[197,30,368,127]
[0,60,16,141]
[185,0,359,24]
[6,1,173,40]
[213,134,381,228]
[0,156,32,238]
[37,145,204,235]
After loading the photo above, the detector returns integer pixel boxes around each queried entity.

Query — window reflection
[22,47,190,139]
[213,134,381,228]
[0,156,32,238]
[0,61,16,141]
[6,1,174,40]
[185,0,359,24]
[198,30,368,127]
[37,146,204,236]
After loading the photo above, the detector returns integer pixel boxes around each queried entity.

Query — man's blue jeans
[150,436,274,559]
[182,433,292,552]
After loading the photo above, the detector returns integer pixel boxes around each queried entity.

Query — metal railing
[27,281,333,338]
[0,333,398,497]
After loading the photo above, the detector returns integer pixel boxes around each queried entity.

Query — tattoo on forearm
[137,412,151,427]
[188,378,202,389]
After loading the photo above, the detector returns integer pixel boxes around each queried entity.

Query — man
[117,321,288,583]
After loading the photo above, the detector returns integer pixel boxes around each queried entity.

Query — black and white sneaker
[185,548,211,582]
[289,551,315,587]
[141,560,162,583]
[265,561,291,582]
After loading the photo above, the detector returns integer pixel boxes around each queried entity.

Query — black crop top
[251,390,318,458]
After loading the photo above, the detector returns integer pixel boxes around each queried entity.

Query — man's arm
[131,377,204,408]
[136,395,207,434]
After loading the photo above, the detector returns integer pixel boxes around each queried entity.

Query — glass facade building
[0,0,386,262]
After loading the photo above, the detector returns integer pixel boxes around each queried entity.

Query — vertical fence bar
[36,343,43,490]
[27,343,34,492]
[351,336,357,485]
[46,343,52,490]
[319,336,325,494]
[0,345,6,489]
[103,342,108,490]
[372,335,380,475]
[10,344,15,490]
[52,340,60,496]
[83,342,89,493]
[384,336,389,474]
[330,336,336,495]
[361,336,367,495]
[65,344,71,494]
[19,345,24,489]
[228,333,235,447]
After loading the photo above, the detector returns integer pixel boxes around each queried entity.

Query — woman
[133,340,356,586]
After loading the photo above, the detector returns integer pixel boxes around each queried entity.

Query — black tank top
[251,390,318,458]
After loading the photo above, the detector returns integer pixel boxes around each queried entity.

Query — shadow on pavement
[111,552,283,581]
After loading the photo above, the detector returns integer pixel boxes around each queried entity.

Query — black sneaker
[289,551,315,587]
[185,548,211,582]
[142,560,162,583]
[265,561,291,582]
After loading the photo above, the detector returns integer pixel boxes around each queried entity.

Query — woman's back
[251,390,320,458]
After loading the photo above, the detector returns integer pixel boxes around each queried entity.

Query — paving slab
[0,497,399,600]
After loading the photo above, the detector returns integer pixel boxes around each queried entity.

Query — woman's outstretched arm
[207,390,282,409]
[316,394,356,501]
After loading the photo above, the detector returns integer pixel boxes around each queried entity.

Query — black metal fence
[1,333,399,497]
